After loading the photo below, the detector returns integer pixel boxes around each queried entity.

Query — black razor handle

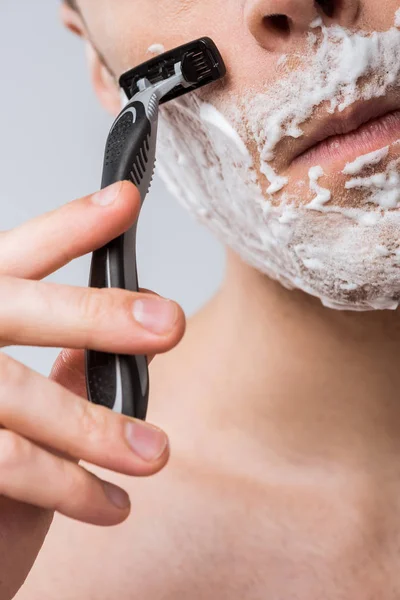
[86,99,158,419]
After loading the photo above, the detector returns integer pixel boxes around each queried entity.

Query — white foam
[156,20,400,312]
[147,43,165,55]
[277,55,287,67]
[342,146,389,175]
[340,282,358,291]
[395,9,400,28]
[345,158,400,209]
[303,258,324,270]
[375,244,390,257]
[237,24,400,165]
[199,103,249,158]
[306,166,332,210]
[177,154,188,167]
[260,163,288,195]
[310,17,323,29]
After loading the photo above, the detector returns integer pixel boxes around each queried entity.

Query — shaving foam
[233,22,400,178]
[147,43,165,55]
[344,157,400,209]
[307,166,331,210]
[342,147,389,175]
[155,19,400,311]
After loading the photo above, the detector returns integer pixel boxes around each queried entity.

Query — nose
[245,0,361,52]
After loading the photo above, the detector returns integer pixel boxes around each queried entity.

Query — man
[3,0,400,598]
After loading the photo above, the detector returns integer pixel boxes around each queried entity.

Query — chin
[250,153,400,311]
[155,82,400,313]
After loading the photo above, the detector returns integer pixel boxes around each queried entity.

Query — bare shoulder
[15,341,379,600]
[14,346,306,600]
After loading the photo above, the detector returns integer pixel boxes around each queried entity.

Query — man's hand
[0,181,185,599]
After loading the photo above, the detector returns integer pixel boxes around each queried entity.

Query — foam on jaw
[155,18,400,312]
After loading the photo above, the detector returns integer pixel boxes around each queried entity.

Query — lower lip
[293,110,400,170]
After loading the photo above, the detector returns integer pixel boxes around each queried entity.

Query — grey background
[0,0,224,375]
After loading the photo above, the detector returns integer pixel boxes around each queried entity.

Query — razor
[86,38,226,420]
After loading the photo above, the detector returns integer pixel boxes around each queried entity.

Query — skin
[3,0,400,598]
[0,182,185,599]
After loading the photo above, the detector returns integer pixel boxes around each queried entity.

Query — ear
[60,3,122,117]
[60,3,85,37]
[85,42,122,116]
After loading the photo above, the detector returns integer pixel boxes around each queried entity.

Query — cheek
[88,0,278,95]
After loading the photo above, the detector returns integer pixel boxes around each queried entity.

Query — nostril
[263,14,292,36]
[315,0,336,18]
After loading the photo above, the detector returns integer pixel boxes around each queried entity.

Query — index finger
[0,353,169,476]
[0,181,139,280]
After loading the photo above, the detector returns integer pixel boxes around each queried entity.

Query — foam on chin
[154,17,400,312]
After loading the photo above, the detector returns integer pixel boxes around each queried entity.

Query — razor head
[119,37,226,104]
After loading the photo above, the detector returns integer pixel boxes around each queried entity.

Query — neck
[187,249,400,466]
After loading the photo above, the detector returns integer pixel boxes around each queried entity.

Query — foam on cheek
[147,43,166,55]
[155,19,400,312]
[199,103,249,158]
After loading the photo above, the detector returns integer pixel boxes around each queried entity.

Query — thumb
[50,346,156,398]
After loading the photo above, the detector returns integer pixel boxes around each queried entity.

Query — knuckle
[78,288,118,324]
[79,401,109,443]
[61,460,82,499]
[0,430,29,470]
[0,353,23,391]
[53,461,84,513]
[56,244,76,270]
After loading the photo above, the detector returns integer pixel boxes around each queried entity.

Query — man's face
[72,1,400,311]
[76,0,262,80]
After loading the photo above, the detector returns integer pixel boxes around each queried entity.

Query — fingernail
[133,298,178,335]
[102,481,131,510]
[92,182,122,206]
[125,421,168,462]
